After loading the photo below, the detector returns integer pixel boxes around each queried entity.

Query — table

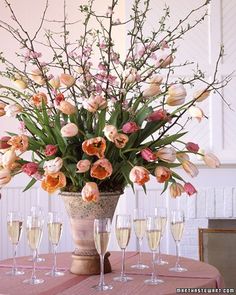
[0,252,224,295]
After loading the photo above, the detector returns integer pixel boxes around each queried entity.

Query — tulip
[155,166,172,183]
[0,168,11,186]
[143,84,161,98]
[185,142,199,153]
[166,84,187,106]
[2,150,17,169]
[169,182,184,198]
[103,125,118,142]
[31,92,47,108]
[82,137,106,158]
[4,103,22,117]
[59,101,76,115]
[156,147,176,162]
[188,106,204,122]
[129,166,150,186]
[0,136,11,150]
[7,135,29,152]
[182,160,199,177]
[147,109,169,122]
[90,158,113,180]
[193,88,210,102]
[0,102,6,117]
[12,79,28,90]
[203,153,220,168]
[49,76,61,89]
[148,75,163,84]
[81,182,100,202]
[54,93,65,106]
[184,182,197,196]
[22,162,38,176]
[83,95,107,112]
[60,73,75,88]
[44,145,58,156]
[122,121,140,134]
[43,157,63,174]
[156,52,174,68]
[113,133,129,149]
[123,68,137,84]
[76,159,91,173]
[176,152,190,162]
[140,148,156,161]
[61,123,79,137]
[30,69,45,85]
[41,172,66,194]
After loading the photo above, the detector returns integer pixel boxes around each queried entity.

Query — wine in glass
[154,207,168,265]
[145,216,164,285]
[46,212,64,277]
[93,218,112,291]
[6,212,24,276]
[131,208,149,269]
[23,215,44,285]
[113,215,133,282]
[169,210,187,272]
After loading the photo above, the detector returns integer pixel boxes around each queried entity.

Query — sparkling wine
[146,230,161,251]
[155,217,167,236]
[116,227,131,249]
[170,221,184,242]
[27,227,43,250]
[94,232,110,256]
[134,219,146,239]
[48,222,62,245]
[7,221,23,245]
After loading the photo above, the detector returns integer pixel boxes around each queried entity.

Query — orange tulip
[129,166,150,186]
[169,182,184,198]
[81,182,99,202]
[182,160,199,177]
[7,135,29,152]
[155,166,172,183]
[41,172,66,194]
[31,92,47,108]
[82,137,106,158]
[90,158,112,180]
[113,133,129,149]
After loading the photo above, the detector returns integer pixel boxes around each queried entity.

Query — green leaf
[135,106,153,125]
[161,181,169,195]
[23,178,37,192]
[23,116,49,143]
[150,132,187,148]
[95,109,106,136]
[52,127,67,153]
[172,171,185,181]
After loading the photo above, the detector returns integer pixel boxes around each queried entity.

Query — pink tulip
[122,122,140,134]
[186,142,199,153]
[129,166,150,186]
[81,182,100,202]
[44,145,58,156]
[182,160,199,177]
[140,148,156,161]
[60,73,75,88]
[90,158,113,180]
[147,109,169,122]
[203,153,220,168]
[76,159,91,173]
[61,123,79,137]
[156,147,176,163]
[0,168,11,186]
[0,136,11,150]
[184,183,197,196]
[169,182,184,198]
[22,162,38,176]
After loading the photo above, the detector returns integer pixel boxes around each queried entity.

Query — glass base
[92,284,113,291]
[28,256,45,262]
[23,278,44,285]
[6,269,24,276]
[169,266,187,272]
[144,278,164,285]
[131,263,149,269]
[113,275,133,282]
[45,270,65,277]
[155,258,168,266]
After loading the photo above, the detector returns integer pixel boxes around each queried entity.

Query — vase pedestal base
[70,251,112,275]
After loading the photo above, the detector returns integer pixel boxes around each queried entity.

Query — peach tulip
[0,168,11,186]
[59,101,76,115]
[155,166,172,183]
[0,102,6,117]
[5,103,22,117]
[41,172,66,194]
[123,68,138,84]
[81,182,99,202]
[49,76,61,89]
[82,137,106,158]
[193,88,210,102]
[76,159,91,173]
[113,133,129,149]
[203,153,220,168]
[7,135,29,152]
[61,123,79,137]
[156,52,174,68]
[90,158,112,180]
[129,166,150,186]
[43,157,63,174]
[103,125,118,142]
[60,73,75,88]
[169,182,184,198]
[143,84,161,98]
[2,150,17,169]
[156,147,176,163]
[30,69,45,85]
[182,160,199,177]
[176,152,190,162]
[12,79,28,90]
[188,106,204,122]
[83,95,107,112]
[166,84,187,106]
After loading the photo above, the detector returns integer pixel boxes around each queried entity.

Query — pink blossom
[99,42,107,49]
[44,145,58,156]
[140,148,157,161]
[186,142,199,153]
[22,162,39,176]
[122,122,140,134]
[184,183,197,196]
[98,63,107,71]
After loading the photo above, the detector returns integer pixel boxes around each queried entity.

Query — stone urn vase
[61,191,121,275]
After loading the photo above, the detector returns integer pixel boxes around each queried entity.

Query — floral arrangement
[0,0,231,202]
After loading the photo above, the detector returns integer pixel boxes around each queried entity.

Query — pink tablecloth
[0,252,224,295]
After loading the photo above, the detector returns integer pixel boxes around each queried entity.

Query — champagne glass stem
[12,244,17,273]
[151,251,156,282]
[52,245,57,274]
[121,249,126,279]
[31,250,37,282]
[175,241,180,268]
[99,254,105,287]
[138,239,142,265]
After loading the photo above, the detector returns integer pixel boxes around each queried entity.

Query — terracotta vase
[61,191,121,275]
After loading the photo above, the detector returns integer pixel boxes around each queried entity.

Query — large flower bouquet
[0,0,230,201]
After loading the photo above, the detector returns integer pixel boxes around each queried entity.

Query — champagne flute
[169,210,187,272]
[23,215,44,285]
[93,218,112,291]
[113,215,133,282]
[154,207,168,265]
[131,208,149,269]
[46,212,64,277]
[145,216,164,285]
[6,212,24,276]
